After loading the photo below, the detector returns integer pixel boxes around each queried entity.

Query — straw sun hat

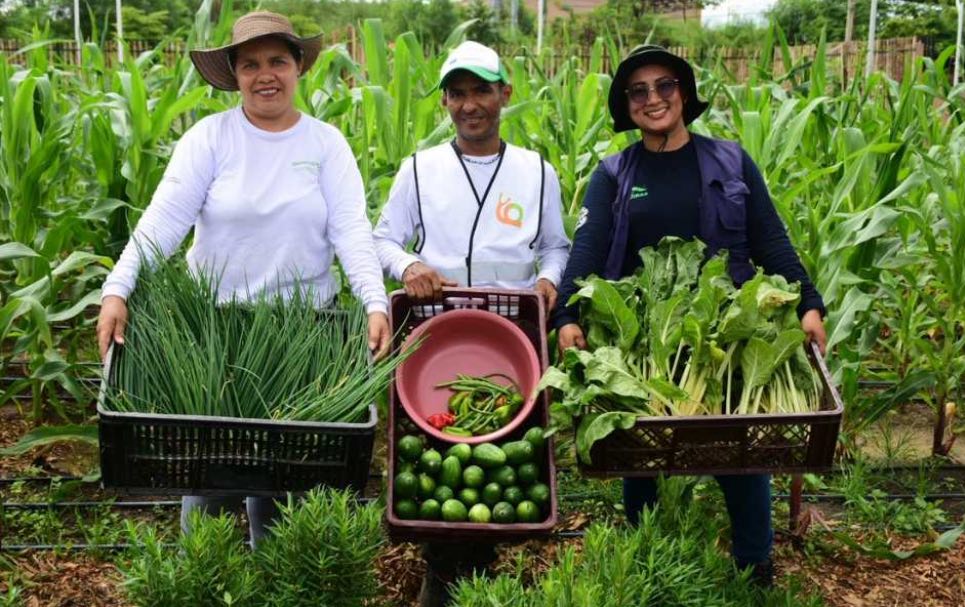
[189,11,323,91]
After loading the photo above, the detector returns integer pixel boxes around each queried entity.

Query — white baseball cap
[438,41,509,89]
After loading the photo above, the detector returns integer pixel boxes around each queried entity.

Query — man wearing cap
[373,41,568,606]
[373,41,569,312]
[553,45,828,586]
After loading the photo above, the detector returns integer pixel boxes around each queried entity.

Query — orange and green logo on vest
[496,193,523,228]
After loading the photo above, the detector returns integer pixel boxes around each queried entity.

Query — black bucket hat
[608,44,709,133]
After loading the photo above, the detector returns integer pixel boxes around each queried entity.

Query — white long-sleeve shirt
[373,148,570,286]
[102,108,388,314]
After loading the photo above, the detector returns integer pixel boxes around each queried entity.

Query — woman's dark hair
[228,36,303,70]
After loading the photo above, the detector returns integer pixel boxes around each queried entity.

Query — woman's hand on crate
[557,323,587,355]
[801,309,826,356]
[97,295,128,360]
[369,311,391,360]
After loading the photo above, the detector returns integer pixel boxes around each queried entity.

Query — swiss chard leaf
[585,347,651,401]
[770,328,806,368]
[576,411,638,464]
[755,276,801,317]
[536,366,572,394]
[717,272,765,343]
[647,291,688,374]
[579,277,639,351]
[740,337,774,390]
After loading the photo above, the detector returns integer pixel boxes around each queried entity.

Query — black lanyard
[450,139,507,207]
[451,140,507,287]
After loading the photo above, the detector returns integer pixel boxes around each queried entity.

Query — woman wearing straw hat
[552,45,828,585]
[96,11,391,545]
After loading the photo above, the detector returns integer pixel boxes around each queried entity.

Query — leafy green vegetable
[542,237,823,460]
[576,412,637,464]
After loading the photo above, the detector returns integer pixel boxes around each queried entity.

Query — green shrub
[450,479,824,607]
[120,488,384,607]
[121,512,261,607]
[257,489,385,607]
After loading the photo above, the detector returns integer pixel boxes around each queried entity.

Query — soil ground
[1,402,963,607]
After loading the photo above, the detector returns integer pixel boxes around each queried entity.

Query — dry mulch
[0,553,129,607]
[4,532,963,607]
[779,535,965,607]
[3,407,963,606]
[0,405,98,478]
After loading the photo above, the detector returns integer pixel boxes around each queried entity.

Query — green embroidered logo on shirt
[630,185,649,200]
[291,160,322,172]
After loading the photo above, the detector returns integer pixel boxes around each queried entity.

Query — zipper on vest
[453,140,507,287]
[465,205,486,286]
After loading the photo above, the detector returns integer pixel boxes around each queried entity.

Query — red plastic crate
[384,288,558,543]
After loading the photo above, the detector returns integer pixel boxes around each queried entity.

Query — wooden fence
[0,34,924,83]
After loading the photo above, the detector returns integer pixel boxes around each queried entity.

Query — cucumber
[439,455,463,489]
[487,465,517,488]
[471,443,506,469]
[501,440,535,466]
[445,443,472,466]
[522,427,546,453]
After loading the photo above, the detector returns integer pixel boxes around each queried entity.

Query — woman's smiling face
[626,63,686,136]
[234,36,302,131]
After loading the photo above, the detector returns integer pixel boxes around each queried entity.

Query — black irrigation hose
[2,501,181,510]
[0,472,386,484]
[4,522,963,553]
[0,498,376,510]
[4,490,964,512]
[774,493,965,502]
[559,491,965,503]
[0,476,84,484]
[1,543,169,552]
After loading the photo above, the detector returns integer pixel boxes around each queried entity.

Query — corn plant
[0,10,963,445]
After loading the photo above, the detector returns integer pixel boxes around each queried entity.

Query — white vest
[412,142,546,289]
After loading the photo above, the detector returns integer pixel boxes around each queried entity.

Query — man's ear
[500,83,513,106]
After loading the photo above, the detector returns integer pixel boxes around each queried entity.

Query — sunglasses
[625,79,680,103]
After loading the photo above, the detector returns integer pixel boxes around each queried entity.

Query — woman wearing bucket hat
[96,11,391,545]
[551,45,828,585]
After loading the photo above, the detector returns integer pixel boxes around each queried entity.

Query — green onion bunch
[105,256,410,422]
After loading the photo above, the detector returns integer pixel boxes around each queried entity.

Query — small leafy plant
[120,488,384,607]
[450,478,825,607]
[122,511,261,607]
[256,488,384,607]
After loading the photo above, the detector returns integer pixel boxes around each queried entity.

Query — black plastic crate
[578,342,843,477]
[98,345,376,496]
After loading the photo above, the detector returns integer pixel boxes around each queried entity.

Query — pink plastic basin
[396,309,541,444]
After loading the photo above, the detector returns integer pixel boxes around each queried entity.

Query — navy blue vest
[601,133,755,285]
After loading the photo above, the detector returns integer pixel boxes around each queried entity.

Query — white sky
[702,0,778,28]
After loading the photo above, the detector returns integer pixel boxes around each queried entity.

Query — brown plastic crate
[579,342,843,478]
[384,288,558,543]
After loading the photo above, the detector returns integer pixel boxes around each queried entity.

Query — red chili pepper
[426,413,456,429]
